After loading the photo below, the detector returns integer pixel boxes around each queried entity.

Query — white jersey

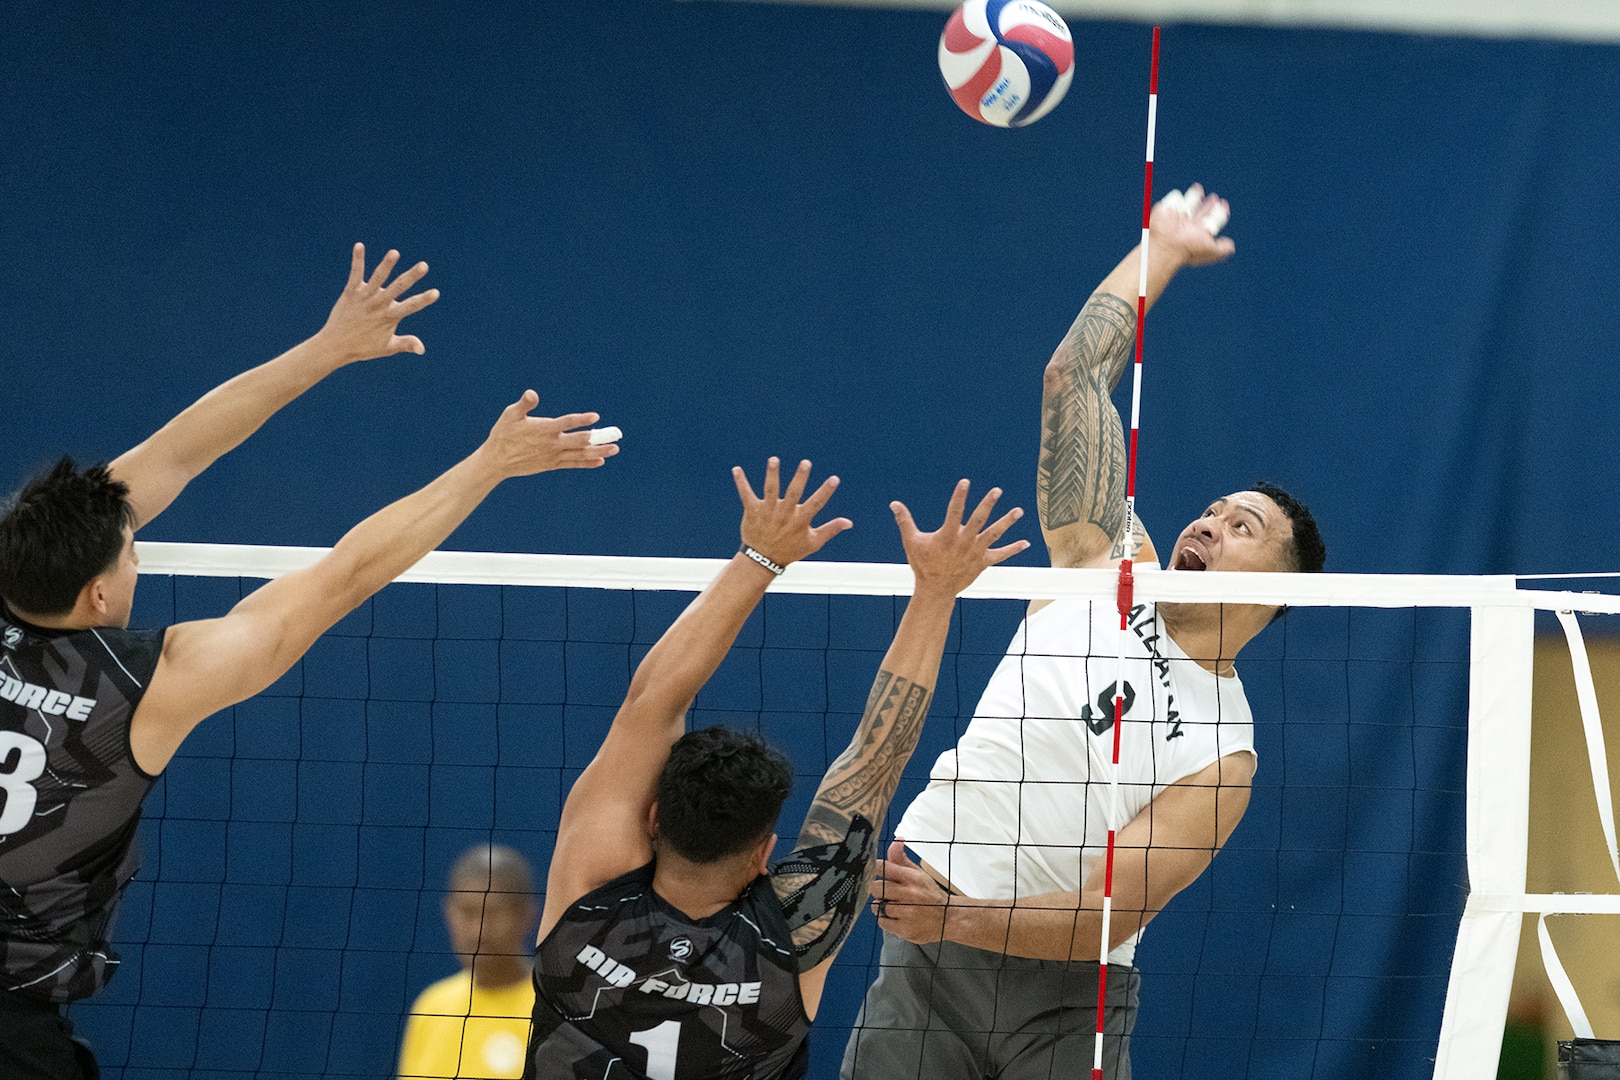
[897,597,1257,966]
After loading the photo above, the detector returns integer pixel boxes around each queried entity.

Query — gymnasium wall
[4,2,1619,1078]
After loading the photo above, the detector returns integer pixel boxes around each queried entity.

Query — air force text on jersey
[576,944,763,1006]
[0,674,96,720]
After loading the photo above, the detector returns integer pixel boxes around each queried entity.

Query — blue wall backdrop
[3,1,1618,1078]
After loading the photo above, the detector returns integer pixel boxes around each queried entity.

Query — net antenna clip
[1116,558,1135,621]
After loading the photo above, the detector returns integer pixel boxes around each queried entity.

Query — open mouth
[1173,546,1208,571]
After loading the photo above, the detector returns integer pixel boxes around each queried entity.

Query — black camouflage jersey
[0,601,165,1003]
[528,862,810,1080]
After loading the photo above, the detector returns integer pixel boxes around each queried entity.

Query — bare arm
[774,482,1028,1016]
[538,458,852,944]
[110,245,439,529]
[873,751,1254,960]
[1038,186,1235,570]
[128,390,614,773]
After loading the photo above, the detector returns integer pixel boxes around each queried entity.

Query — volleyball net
[65,542,1620,1080]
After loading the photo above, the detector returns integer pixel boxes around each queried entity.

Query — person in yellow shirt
[398,845,539,1079]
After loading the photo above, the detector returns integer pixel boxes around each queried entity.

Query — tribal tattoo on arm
[774,669,933,970]
[1037,292,1136,549]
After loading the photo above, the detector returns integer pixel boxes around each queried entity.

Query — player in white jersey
[842,187,1326,1080]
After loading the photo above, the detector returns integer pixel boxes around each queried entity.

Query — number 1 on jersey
[628,1019,680,1080]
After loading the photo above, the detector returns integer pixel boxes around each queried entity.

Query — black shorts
[0,991,100,1080]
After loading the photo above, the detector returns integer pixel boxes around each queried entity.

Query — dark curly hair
[655,726,794,864]
[1250,481,1326,623]
[0,458,134,616]
[1250,481,1325,575]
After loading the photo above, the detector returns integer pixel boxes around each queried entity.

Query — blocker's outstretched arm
[1037,186,1233,570]
[110,245,440,530]
[128,390,614,774]
[872,751,1253,960]
[538,458,851,944]
[775,481,1028,1018]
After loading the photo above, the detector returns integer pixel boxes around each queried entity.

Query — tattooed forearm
[797,669,933,846]
[1037,293,1135,535]
[774,667,933,965]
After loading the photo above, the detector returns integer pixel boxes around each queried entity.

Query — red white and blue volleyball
[938,0,1075,128]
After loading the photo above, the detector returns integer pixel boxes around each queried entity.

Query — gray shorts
[841,934,1140,1080]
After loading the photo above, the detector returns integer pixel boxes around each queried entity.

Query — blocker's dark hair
[655,726,794,864]
[1250,480,1326,624]
[0,458,134,616]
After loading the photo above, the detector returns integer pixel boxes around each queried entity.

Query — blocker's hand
[1149,182,1235,268]
[892,480,1027,599]
[733,457,852,570]
[315,242,442,364]
[477,390,619,478]
[870,839,953,945]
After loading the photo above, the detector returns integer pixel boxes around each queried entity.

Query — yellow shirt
[397,970,534,1079]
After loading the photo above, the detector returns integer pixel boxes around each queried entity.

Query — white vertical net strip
[102,542,1620,1079]
[1430,602,1533,1080]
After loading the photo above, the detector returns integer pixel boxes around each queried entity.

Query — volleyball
[937,0,1075,128]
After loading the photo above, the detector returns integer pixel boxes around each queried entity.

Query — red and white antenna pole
[1092,25,1159,1080]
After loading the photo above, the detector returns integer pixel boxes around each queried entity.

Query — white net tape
[137,541,1619,611]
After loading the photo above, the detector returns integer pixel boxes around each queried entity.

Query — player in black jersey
[0,245,618,1080]
[527,458,1028,1079]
